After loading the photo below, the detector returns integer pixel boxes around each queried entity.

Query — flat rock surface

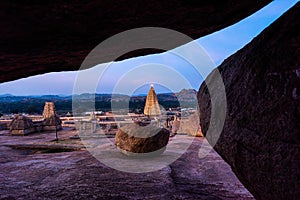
[0,129,253,199]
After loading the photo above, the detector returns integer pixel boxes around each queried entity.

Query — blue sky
[0,0,298,96]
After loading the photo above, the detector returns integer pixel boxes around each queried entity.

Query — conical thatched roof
[9,115,34,130]
[144,85,161,116]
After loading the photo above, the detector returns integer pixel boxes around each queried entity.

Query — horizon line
[0,88,197,97]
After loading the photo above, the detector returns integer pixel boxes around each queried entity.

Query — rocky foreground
[0,129,253,199]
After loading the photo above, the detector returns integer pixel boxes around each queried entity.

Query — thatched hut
[9,115,35,136]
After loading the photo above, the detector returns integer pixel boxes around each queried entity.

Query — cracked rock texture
[198,3,300,200]
[0,0,271,83]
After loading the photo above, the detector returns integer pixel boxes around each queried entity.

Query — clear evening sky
[0,0,297,96]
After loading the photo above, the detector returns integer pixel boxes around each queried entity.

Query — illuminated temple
[143,85,161,117]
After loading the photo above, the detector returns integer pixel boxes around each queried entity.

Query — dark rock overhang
[0,0,271,83]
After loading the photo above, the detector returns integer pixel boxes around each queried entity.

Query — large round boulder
[115,123,170,156]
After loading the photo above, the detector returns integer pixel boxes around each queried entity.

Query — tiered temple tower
[42,102,62,130]
[144,85,161,117]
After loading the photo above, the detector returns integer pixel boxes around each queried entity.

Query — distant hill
[0,89,198,114]
[0,93,13,97]
[176,89,197,102]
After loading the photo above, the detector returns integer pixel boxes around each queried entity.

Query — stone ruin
[42,102,62,131]
[8,102,62,136]
[9,114,35,136]
[177,112,203,137]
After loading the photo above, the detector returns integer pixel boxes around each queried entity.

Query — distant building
[7,102,63,136]
[89,111,96,121]
[42,102,62,131]
[144,85,161,117]
[9,114,35,136]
